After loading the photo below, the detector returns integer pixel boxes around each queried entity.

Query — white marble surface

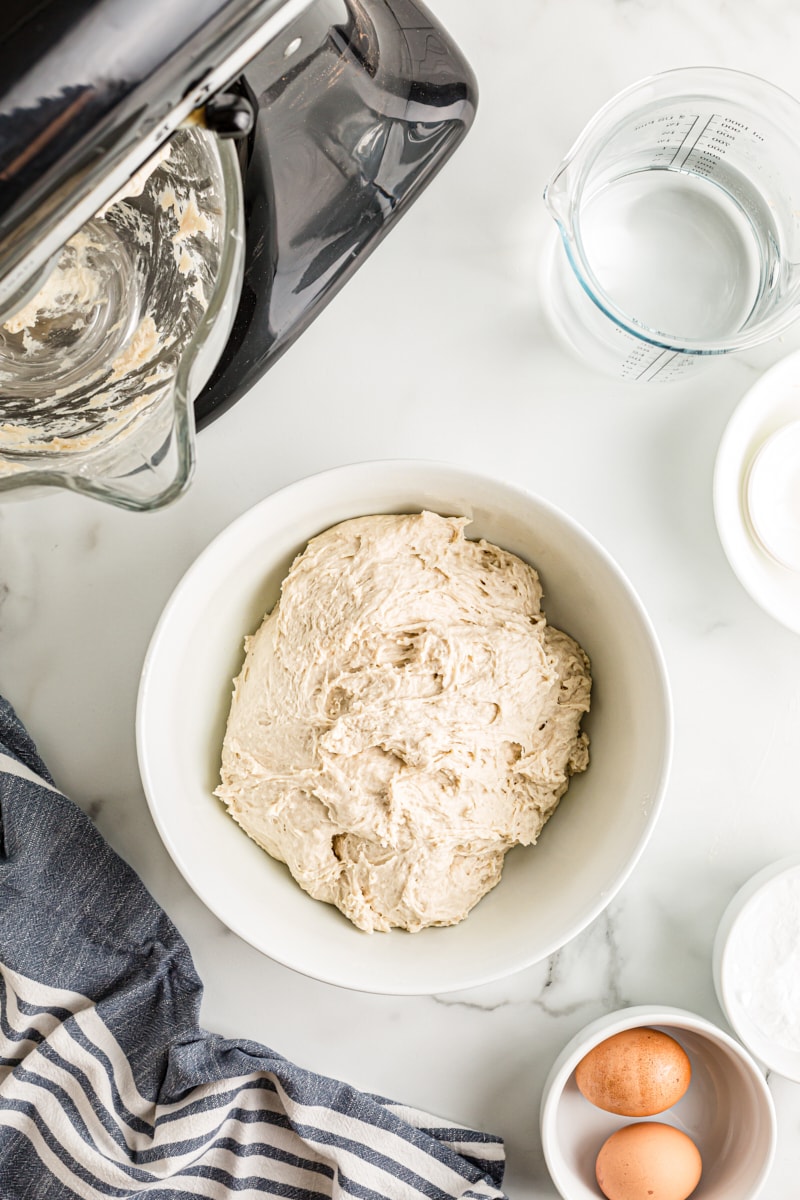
[2,1,800,1195]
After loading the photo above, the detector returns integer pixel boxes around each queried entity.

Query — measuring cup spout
[543,160,575,233]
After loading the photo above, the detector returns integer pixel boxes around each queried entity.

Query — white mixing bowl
[136,460,672,994]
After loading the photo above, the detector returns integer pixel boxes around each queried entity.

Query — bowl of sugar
[713,854,800,1082]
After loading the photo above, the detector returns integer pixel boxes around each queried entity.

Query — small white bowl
[745,421,800,572]
[713,855,800,1082]
[714,349,800,634]
[540,1005,777,1200]
[136,460,672,995]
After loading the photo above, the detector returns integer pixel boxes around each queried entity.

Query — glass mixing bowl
[0,125,244,510]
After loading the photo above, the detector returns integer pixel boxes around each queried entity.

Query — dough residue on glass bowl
[215,510,592,933]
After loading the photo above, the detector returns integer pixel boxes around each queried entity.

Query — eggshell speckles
[596,1122,702,1200]
[575,1027,692,1117]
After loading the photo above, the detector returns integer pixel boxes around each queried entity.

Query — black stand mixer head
[0,0,477,507]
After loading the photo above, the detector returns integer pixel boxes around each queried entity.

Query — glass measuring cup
[543,67,800,383]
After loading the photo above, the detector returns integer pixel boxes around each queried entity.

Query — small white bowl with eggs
[136,460,672,995]
[540,1004,776,1200]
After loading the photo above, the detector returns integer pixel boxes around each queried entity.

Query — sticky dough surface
[216,512,591,933]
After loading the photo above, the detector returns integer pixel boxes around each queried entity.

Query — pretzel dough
[216,511,591,932]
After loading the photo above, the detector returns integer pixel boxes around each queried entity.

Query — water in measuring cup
[579,169,764,342]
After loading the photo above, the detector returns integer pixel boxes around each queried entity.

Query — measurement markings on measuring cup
[630,348,670,381]
[669,114,716,170]
[619,342,692,383]
[638,350,684,382]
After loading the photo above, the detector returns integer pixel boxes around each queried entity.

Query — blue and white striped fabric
[0,698,507,1199]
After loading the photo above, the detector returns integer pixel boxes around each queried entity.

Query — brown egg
[595,1122,702,1200]
[575,1027,691,1116]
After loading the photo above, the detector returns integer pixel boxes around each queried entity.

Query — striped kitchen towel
[0,697,507,1199]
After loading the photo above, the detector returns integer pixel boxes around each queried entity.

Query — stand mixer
[0,0,476,509]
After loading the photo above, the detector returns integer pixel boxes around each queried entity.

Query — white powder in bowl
[728,869,800,1053]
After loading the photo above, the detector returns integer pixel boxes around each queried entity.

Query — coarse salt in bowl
[136,460,672,995]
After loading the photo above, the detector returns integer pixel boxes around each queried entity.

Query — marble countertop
[2,1,800,1195]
